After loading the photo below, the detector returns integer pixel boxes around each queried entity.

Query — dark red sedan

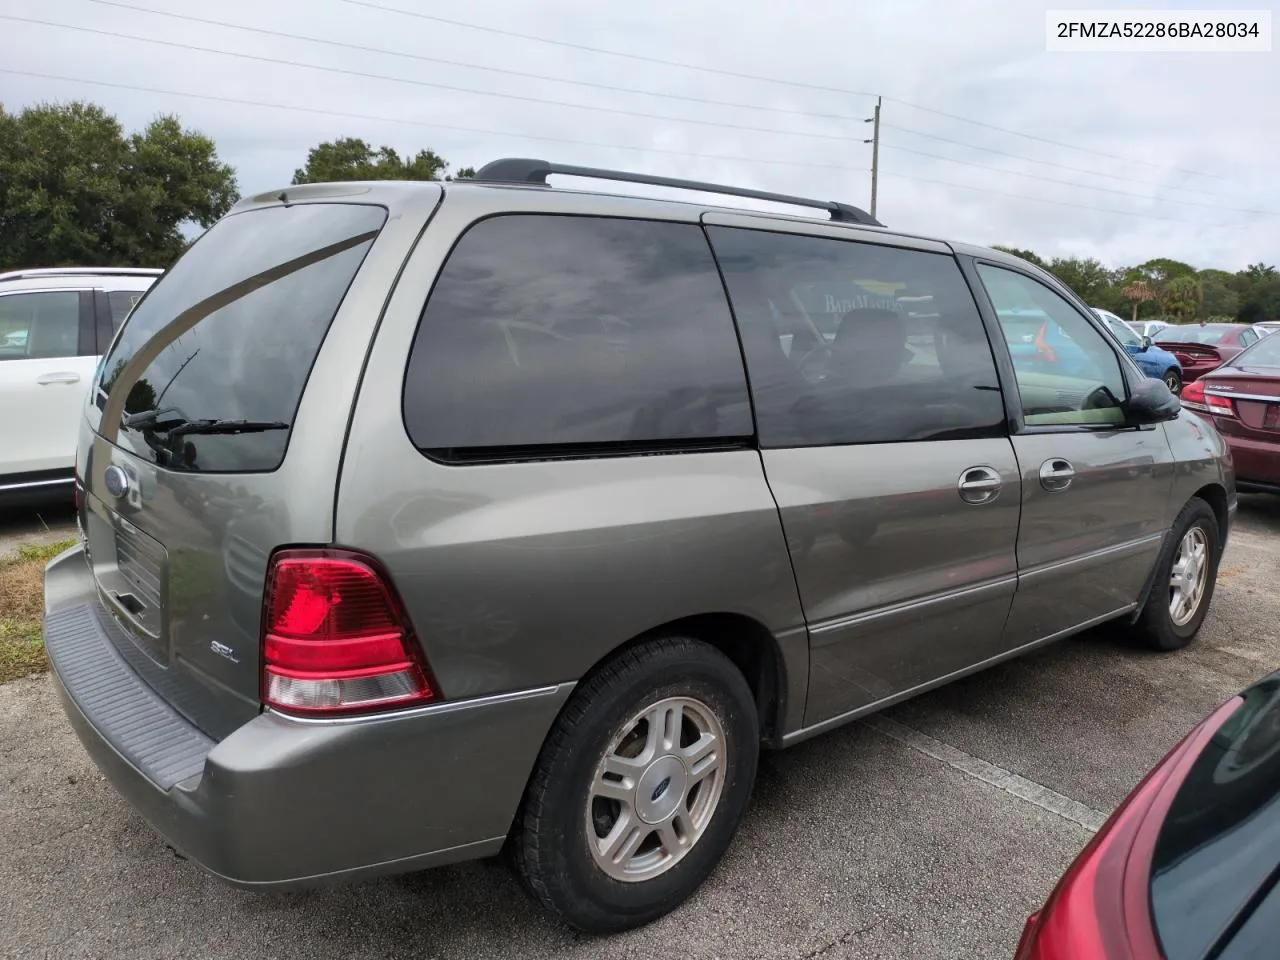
[1152,323,1266,383]
[1015,671,1280,959]
[1180,331,1280,495]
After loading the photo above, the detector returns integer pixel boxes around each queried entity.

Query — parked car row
[0,267,160,503]
[1178,328,1280,495]
[1152,322,1266,385]
[1092,307,1184,394]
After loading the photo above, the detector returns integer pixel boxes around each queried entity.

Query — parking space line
[860,715,1109,833]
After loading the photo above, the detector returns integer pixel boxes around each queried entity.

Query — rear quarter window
[402,214,753,460]
[99,203,386,473]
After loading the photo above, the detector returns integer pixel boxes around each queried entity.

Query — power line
[881,145,1278,217]
[18,12,1236,208]
[342,0,1224,180]
[2,68,1235,229]
[3,16,877,145]
[58,1,1237,203]
[882,123,1222,197]
[0,68,859,170]
[892,173,1232,225]
[79,0,875,126]
[881,97,1224,179]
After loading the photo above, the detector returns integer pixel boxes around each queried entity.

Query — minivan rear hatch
[80,200,389,739]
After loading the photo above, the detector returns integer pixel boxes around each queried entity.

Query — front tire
[1133,498,1220,651]
[511,637,759,933]
[1163,368,1183,395]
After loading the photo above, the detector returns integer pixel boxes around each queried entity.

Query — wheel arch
[560,612,794,747]
[1128,485,1228,624]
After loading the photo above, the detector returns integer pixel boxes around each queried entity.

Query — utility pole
[864,96,882,219]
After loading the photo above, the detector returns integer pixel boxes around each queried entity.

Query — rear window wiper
[122,408,288,436]
[167,419,290,437]
[122,407,185,431]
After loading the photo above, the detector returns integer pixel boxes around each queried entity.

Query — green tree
[1197,269,1238,320]
[1236,264,1280,324]
[292,137,471,184]
[1125,257,1197,287]
[448,166,476,180]
[0,101,238,269]
[991,245,1047,269]
[1160,275,1202,323]
[1046,256,1115,305]
[1241,262,1278,283]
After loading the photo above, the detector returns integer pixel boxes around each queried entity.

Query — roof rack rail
[473,158,884,227]
[0,266,165,283]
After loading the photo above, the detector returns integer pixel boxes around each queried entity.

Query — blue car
[1000,307,1184,396]
[1091,307,1184,394]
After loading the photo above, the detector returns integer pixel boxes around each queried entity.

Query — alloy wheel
[585,696,726,883]
[1169,526,1209,627]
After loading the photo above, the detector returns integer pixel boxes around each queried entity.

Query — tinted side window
[707,226,1006,447]
[107,290,146,333]
[404,215,752,458]
[100,203,386,473]
[977,264,1128,428]
[0,291,83,361]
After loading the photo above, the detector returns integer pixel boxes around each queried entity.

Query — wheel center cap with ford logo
[103,465,130,499]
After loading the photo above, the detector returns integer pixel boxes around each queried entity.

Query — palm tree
[1122,280,1158,324]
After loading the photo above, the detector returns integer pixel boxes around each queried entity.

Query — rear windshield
[98,203,386,473]
[1236,334,1280,368]
[1154,326,1232,344]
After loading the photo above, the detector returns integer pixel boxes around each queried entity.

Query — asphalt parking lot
[2,495,1278,960]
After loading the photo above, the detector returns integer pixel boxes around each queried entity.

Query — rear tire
[1163,368,1182,395]
[1132,498,1220,651]
[511,637,758,933]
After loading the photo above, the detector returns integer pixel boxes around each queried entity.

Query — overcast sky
[2,0,1276,271]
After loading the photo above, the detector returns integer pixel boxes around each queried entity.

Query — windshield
[1103,316,1142,346]
[97,202,386,473]
[1155,325,1232,345]
[1233,332,1280,368]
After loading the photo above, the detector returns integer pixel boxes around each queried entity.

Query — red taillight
[1015,696,1242,959]
[1179,380,1235,418]
[261,549,435,716]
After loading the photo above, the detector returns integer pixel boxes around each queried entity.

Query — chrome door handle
[958,465,1002,504]
[1039,458,1076,492]
[36,372,80,385]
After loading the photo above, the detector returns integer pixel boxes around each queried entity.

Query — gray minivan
[44,160,1234,933]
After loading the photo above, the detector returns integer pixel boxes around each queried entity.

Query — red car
[1015,671,1280,959]
[1180,331,1280,495]
[1151,323,1265,383]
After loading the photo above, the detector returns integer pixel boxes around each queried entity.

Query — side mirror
[1124,377,1180,424]
[1141,335,1153,350]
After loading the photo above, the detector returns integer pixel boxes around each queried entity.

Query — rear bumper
[1222,434,1280,490]
[44,546,573,888]
[1178,361,1221,383]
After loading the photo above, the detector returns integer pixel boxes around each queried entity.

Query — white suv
[0,267,161,501]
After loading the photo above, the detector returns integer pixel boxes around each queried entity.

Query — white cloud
[2,0,1276,270]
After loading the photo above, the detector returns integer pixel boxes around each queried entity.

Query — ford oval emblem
[103,465,130,499]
